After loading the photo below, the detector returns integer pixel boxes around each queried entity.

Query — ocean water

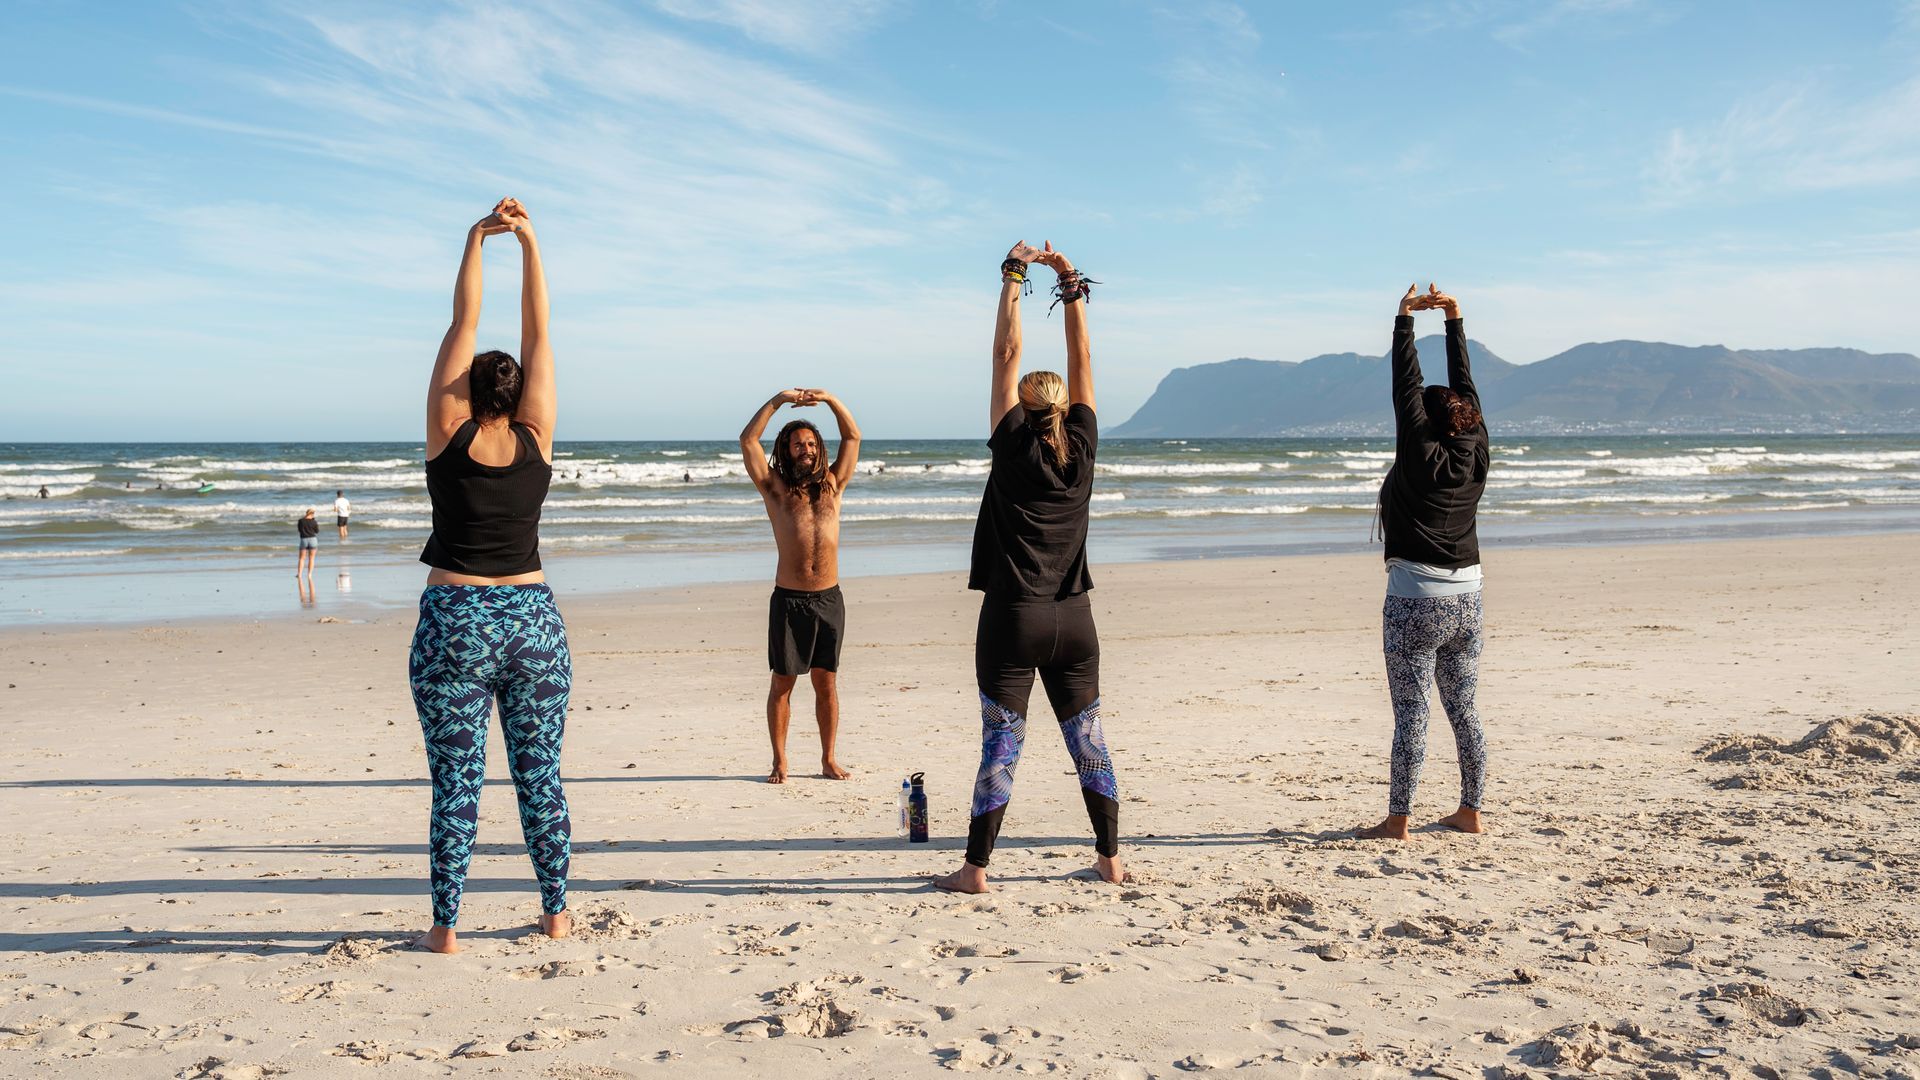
[2,435,1916,625]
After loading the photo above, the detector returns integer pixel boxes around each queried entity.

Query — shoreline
[5,508,1918,631]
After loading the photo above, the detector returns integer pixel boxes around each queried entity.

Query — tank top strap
[510,422,541,463]
[447,418,481,457]
[426,418,481,468]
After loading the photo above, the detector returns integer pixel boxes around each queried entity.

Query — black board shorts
[768,585,845,676]
[336,516,350,527]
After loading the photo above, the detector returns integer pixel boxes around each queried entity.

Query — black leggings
[967,592,1118,867]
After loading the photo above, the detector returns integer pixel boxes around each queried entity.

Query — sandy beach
[1,533,1916,1078]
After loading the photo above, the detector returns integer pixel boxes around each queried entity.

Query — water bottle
[897,778,911,837]
[908,772,929,843]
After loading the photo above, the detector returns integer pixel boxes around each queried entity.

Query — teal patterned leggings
[409,584,572,928]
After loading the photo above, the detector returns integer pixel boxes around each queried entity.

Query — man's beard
[780,455,826,491]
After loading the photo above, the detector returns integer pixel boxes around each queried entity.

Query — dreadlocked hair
[1018,370,1071,468]
[771,419,829,503]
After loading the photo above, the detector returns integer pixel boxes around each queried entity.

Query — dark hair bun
[469,350,523,422]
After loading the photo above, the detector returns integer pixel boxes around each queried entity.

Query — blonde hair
[1018,370,1070,467]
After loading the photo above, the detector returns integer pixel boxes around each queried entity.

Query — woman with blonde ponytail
[1018,370,1071,467]
[936,241,1124,895]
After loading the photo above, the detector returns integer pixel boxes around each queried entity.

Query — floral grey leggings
[1383,591,1486,816]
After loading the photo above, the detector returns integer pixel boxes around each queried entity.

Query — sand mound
[1218,884,1316,919]
[321,935,398,966]
[1699,714,1920,789]
[779,994,858,1038]
[1699,982,1818,1027]
[568,903,650,943]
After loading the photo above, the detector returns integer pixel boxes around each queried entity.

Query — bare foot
[767,760,787,785]
[415,926,460,954]
[539,911,571,939]
[821,758,851,780]
[1356,814,1411,841]
[1436,806,1483,833]
[934,864,989,894]
[1093,852,1128,884]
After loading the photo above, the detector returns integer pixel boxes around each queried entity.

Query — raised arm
[740,389,801,490]
[427,211,513,456]
[991,242,1041,431]
[804,390,863,490]
[1391,283,1432,436]
[1428,288,1477,412]
[502,199,556,460]
[1035,242,1094,412]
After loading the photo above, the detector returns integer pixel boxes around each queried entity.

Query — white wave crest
[1097,462,1274,477]
[0,547,134,560]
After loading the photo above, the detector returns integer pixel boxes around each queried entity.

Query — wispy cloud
[1397,0,1662,48]
[0,85,355,157]
[181,0,966,301]
[1151,4,1288,222]
[1648,75,1920,204]
[1158,3,1284,152]
[648,0,898,53]
[1492,0,1653,48]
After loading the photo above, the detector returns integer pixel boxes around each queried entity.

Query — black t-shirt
[969,403,1098,599]
[297,517,319,538]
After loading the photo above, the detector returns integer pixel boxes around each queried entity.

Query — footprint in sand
[328,1040,396,1064]
[507,1027,607,1052]
[6,982,81,1005]
[279,979,390,1002]
[1047,963,1114,984]
[510,959,607,980]
[935,1027,1063,1072]
[927,941,1016,960]
[713,924,785,957]
[764,973,865,1006]
[113,960,158,985]
[449,1038,509,1059]
[2,1013,153,1052]
[882,1020,927,1038]
[175,1058,290,1080]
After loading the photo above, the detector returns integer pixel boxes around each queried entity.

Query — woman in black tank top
[407,199,575,954]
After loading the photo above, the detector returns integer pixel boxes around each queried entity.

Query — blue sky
[5,1,1918,440]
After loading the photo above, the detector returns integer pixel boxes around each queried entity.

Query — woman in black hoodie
[1359,284,1490,841]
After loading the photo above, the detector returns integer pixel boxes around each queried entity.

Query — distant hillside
[1111,337,1920,436]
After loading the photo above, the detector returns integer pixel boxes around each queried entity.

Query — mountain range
[1111,337,1920,436]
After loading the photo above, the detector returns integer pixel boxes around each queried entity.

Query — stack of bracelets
[1048,267,1097,314]
[1002,257,1098,313]
[1000,257,1032,297]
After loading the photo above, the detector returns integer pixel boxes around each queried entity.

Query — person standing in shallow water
[740,388,862,784]
[295,507,319,578]
[409,198,573,952]
[1358,283,1491,841]
[935,241,1125,894]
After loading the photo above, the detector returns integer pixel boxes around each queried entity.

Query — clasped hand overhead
[1399,283,1461,318]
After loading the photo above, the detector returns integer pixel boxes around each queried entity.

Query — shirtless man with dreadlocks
[741,388,863,783]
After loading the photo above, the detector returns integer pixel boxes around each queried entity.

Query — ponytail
[1017,370,1072,468]
[1038,404,1068,468]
